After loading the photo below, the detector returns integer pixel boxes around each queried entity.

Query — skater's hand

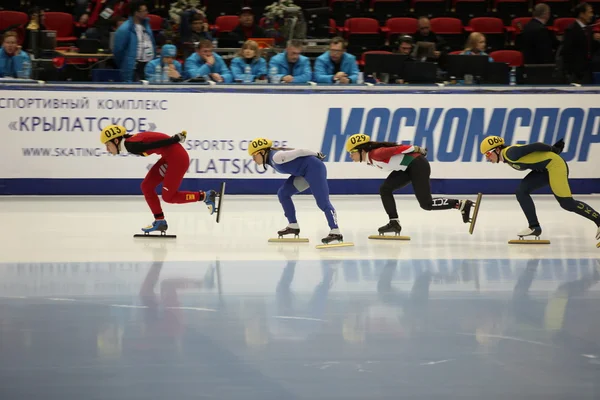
[414,145,427,156]
[316,152,326,160]
[552,138,565,154]
[173,131,187,143]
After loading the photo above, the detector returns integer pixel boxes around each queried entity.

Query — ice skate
[508,226,549,245]
[316,229,354,249]
[596,225,600,241]
[517,226,542,238]
[204,190,218,215]
[268,224,309,243]
[134,219,176,238]
[459,200,474,224]
[142,219,168,234]
[277,225,301,238]
[378,220,402,235]
[369,220,410,240]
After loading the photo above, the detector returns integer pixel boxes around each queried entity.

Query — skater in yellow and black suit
[480,135,600,241]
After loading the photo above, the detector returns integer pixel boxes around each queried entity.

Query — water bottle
[244,64,252,83]
[155,64,162,83]
[269,66,278,84]
[162,64,169,83]
[357,71,364,84]
[212,38,218,48]
[509,66,517,86]
[20,59,31,79]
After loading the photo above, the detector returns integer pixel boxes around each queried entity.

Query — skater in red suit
[100,124,218,234]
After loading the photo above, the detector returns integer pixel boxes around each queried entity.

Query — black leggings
[380,156,459,219]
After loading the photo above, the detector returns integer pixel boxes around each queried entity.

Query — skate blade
[268,238,309,243]
[469,193,483,235]
[508,238,550,245]
[368,235,411,240]
[596,242,599,248]
[216,182,226,224]
[134,233,177,239]
[316,242,355,249]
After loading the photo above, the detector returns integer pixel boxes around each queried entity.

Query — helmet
[100,125,127,145]
[345,133,371,153]
[248,138,273,156]
[480,136,505,154]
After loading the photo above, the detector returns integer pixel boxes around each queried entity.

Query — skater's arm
[272,149,318,164]
[505,143,554,161]
[124,137,180,155]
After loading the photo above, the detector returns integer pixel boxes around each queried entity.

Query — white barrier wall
[1,85,599,195]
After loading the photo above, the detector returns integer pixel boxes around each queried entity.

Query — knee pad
[419,201,433,211]
[379,183,393,196]
[162,190,176,203]
[557,196,577,211]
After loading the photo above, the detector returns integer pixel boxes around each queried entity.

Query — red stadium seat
[44,12,77,43]
[489,49,523,66]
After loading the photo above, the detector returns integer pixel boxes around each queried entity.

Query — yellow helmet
[345,133,371,153]
[248,138,273,156]
[100,125,127,145]
[480,136,505,154]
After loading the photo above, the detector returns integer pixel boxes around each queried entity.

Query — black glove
[414,145,428,157]
[173,131,187,143]
[552,138,565,154]
[316,152,326,161]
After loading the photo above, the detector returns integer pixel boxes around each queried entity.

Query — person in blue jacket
[0,31,31,79]
[230,40,267,82]
[248,138,344,245]
[313,37,359,84]
[144,44,182,83]
[184,39,233,83]
[267,39,312,83]
[113,0,157,82]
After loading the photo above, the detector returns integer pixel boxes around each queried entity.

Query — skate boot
[517,226,542,238]
[459,200,474,223]
[596,225,600,241]
[203,190,218,215]
[142,219,168,234]
[378,220,402,235]
[322,229,343,245]
[277,224,301,238]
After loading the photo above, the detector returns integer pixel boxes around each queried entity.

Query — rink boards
[1,84,599,195]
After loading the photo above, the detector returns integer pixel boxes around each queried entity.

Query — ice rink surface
[1,195,599,399]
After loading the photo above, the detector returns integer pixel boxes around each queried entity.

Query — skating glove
[316,152,326,160]
[173,131,187,143]
[414,146,428,156]
[551,138,565,155]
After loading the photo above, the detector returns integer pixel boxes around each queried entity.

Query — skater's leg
[380,171,411,219]
[547,159,600,227]
[277,176,302,225]
[515,170,550,229]
[407,157,459,211]
[161,152,204,204]
[141,159,167,218]
[303,160,338,229]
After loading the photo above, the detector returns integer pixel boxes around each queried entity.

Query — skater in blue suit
[248,137,343,245]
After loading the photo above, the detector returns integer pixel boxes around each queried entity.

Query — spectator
[268,39,312,83]
[230,7,267,43]
[397,35,415,57]
[180,10,212,42]
[74,13,91,38]
[113,0,156,82]
[413,17,443,58]
[313,37,359,84]
[230,40,267,82]
[0,31,31,79]
[184,39,233,83]
[462,32,494,62]
[144,44,182,82]
[562,2,599,84]
[85,1,130,50]
[521,4,559,64]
